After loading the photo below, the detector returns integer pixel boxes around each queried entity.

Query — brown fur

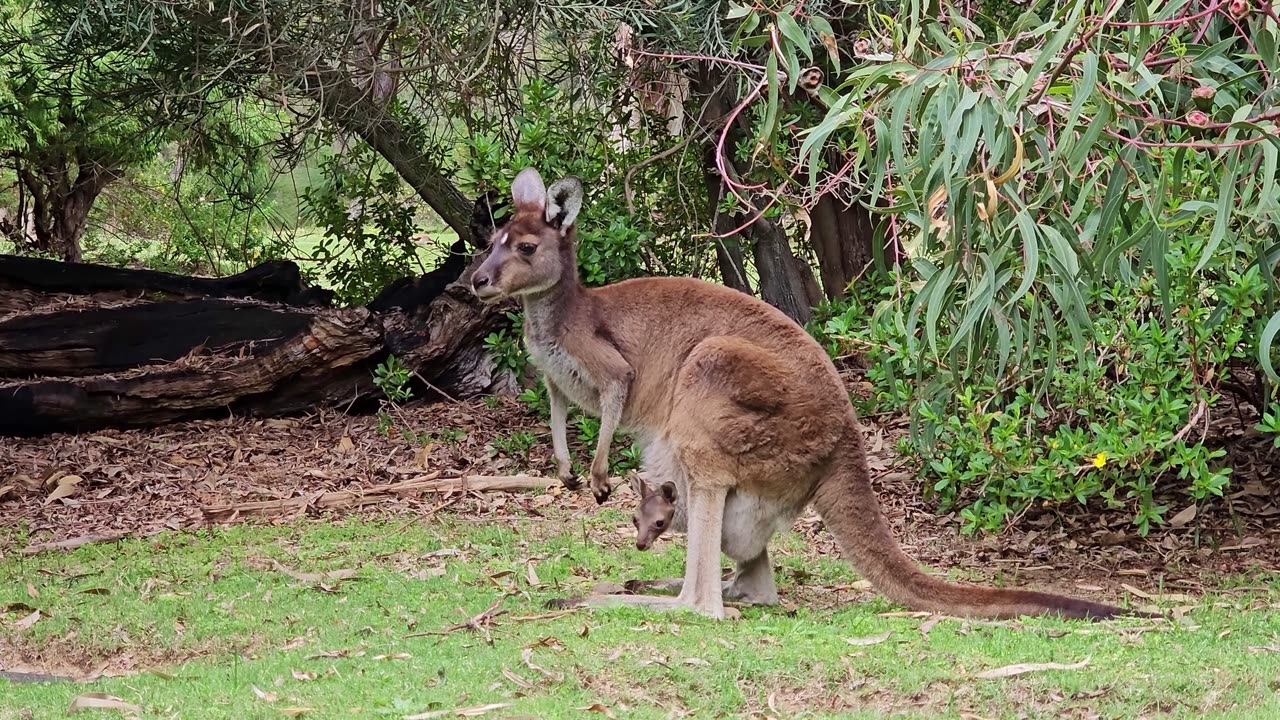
[471,167,1151,622]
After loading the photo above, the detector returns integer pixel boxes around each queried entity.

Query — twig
[404,598,507,642]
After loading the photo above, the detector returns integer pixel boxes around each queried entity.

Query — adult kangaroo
[469,167,1141,621]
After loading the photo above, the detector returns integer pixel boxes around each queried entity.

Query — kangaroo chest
[524,332,602,415]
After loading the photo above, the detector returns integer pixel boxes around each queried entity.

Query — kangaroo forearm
[546,379,572,476]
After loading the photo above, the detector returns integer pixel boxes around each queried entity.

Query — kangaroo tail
[810,429,1153,621]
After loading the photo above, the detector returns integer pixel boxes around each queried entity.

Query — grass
[3,509,1280,719]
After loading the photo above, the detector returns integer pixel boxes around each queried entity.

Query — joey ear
[629,473,649,497]
[659,481,677,502]
[544,177,583,233]
[511,168,547,213]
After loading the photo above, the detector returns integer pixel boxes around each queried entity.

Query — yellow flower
[1092,452,1109,469]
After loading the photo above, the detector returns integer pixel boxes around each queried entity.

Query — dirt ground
[3,390,1279,598]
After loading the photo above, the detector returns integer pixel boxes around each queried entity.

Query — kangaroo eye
[517,243,537,256]
[654,520,665,529]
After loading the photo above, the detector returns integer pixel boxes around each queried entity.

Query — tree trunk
[299,61,475,242]
[810,183,893,301]
[17,155,121,263]
[0,256,507,437]
[691,61,816,320]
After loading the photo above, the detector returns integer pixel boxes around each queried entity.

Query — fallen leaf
[78,587,111,596]
[975,657,1090,679]
[591,582,627,595]
[844,631,892,646]
[1121,583,1153,600]
[1169,504,1197,527]
[372,653,412,661]
[13,609,41,630]
[919,615,943,637]
[414,444,434,469]
[579,625,590,639]
[1220,537,1266,552]
[526,563,541,587]
[26,582,38,599]
[576,703,617,719]
[959,713,993,720]
[401,703,513,719]
[521,648,563,682]
[337,435,356,454]
[252,686,278,702]
[291,669,316,681]
[0,483,14,501]
[683,657,710,666]
[279,709,313,717]
[271,560,358,584]
[501,667,534,689]
[67,693,141,715]
[44,474,83,505]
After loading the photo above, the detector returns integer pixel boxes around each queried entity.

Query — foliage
[719,0,1280,530]
[459,78,708,288]
[299,142,436,306]
[816,210,1266,533]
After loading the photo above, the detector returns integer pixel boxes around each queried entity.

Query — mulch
[2,391,1279,598]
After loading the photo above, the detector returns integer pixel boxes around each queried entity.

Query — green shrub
[815,218,1272,535]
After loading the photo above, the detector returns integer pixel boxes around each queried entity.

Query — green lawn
[3,508,1278,719]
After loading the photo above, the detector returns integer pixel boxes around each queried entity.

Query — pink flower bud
[1186,110,1211,128]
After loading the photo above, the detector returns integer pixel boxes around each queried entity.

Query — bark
[810,181,894,300]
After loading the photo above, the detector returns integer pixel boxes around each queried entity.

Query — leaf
[526,562,541,587]
[253,686,279,702]
[13,608,41,630]
[683,657,710,666]
[775,10,812,61]
[44,474,83,505]
[67,693,141,715]
[1260,308,1280,382]
[271,559,357,584]
[337,435,355,454]
[404,704,513,720]
[1121,583,1153,599]
[975,657,1089,679]
[26,582,38,599]
[1169,504,1197,528]
[501,666,534,689]
[576,703,617,719]
[291,669,316,681]
[279,709,313,717]
[844,630,892,646]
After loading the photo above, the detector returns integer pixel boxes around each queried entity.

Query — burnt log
[0,254,334,307]
[0,282,508,437]
[0,192,519,437]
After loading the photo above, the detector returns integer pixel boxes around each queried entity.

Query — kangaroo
[632,478,677,551]
[469,166,1146,621]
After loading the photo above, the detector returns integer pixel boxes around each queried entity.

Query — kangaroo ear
[544,177,583,233]
[659,482,677,502]
[629,473,649,497]
[511,168,547,213]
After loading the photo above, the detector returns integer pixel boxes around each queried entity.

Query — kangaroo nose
[472,274,490,291]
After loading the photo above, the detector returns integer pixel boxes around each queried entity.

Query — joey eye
[654,520,665,529]
[517,243,537,256]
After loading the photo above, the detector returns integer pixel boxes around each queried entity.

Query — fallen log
[0,254,333,307]
[0,195,518,437]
